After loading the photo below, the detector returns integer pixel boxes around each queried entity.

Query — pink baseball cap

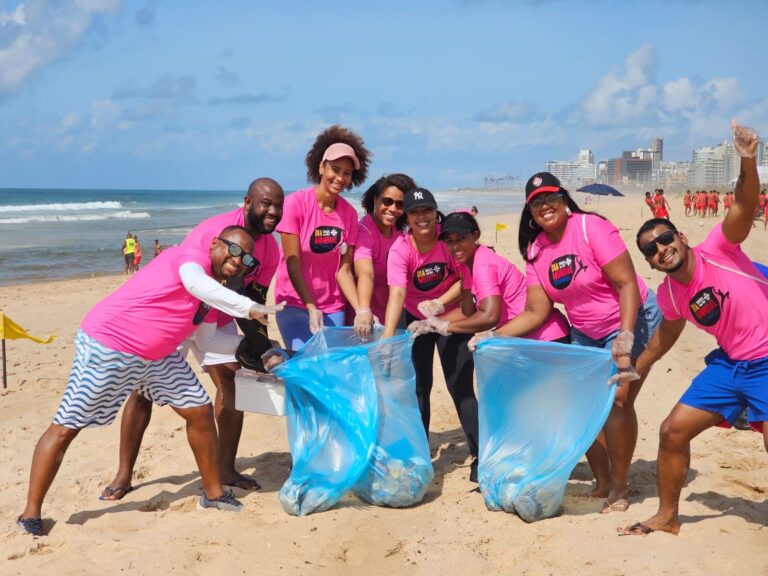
[322,143,360,170]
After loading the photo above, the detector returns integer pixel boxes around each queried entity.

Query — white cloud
[582,43,658,127]
[0,0,120,93]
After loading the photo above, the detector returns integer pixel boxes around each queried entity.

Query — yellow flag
[495,222,509,231]
[0,312,56,344]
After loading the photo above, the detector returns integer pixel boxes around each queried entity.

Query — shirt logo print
[309,226,343,254]
[548,254,587,290]
[413,262,449,292]
[689,286,728,327]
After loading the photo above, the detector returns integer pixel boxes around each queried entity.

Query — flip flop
[617,522,654,536]
[602,499,629,514]
[99,485,134,501]
[224,474,261,491]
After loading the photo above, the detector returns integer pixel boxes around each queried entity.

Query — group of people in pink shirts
[16,121,768,540]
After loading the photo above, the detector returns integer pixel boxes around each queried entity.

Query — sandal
[99,485,134,501]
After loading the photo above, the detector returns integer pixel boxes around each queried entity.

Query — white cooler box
[234,369,286,416]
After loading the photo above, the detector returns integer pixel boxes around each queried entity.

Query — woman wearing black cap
[423,211,570,341]
[474,172,662,513]
[382,188,480,482]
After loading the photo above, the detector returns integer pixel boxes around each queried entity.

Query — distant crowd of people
[121,234,166,274]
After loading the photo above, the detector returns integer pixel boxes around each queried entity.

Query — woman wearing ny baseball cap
[474,172,662,514]
[382,187,480,483]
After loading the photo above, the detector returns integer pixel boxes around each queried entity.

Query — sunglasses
[218,237,256,268]
[528,192,564,211]
[380,197,404,209]
[639,230,677,258]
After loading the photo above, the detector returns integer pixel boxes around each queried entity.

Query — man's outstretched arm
[723,119,760,244]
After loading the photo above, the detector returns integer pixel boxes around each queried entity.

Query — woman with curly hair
[352,173,415,340]
[274,125,371,350]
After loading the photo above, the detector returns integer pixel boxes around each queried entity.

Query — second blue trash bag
[353,332,434,507]
[474,337,616,522]
[274,329,379,516]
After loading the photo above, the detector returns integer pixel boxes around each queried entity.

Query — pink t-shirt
[458,244,570,341]
[81,247,212,360]
[656,223,768,360]
[181,207,279,327]
[387,233,468,319]
[353,214,402,321]
[526,213,648,339]
[274,187,359,313]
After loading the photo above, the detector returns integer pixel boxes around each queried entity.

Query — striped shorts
[53,329,211,429]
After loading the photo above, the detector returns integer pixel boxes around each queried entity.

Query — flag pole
[2,338,6,389]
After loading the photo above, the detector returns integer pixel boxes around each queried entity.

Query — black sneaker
[16,515,43,536]
[733,409,751,431]
[469,458,478,483]
[197,489,244,512]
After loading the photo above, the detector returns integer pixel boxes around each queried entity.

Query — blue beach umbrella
[575,183,624,197]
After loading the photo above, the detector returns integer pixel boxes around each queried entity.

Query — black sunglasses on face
[639,230,677,258]
[217,237,256,268]
[528,192,564,211]
[380,197,404,209]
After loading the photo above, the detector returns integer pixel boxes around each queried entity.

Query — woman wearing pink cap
[274,125,371,350]
[352,173,415,340]
[474,172,662,514]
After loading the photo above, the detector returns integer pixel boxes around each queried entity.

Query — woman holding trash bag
[473,172,662,513]
[382,187,480,483]
[353,173,416,340]
[424,211,570,342]
[274,126,370,350]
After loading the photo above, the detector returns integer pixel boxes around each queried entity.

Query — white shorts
[188,320,242,368]
[53,330,211,429]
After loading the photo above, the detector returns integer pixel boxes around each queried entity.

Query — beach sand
[1,194,767,575]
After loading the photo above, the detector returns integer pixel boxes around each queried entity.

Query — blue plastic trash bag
[353,331,434,507]
[274,327,433,514]
[474,337,616,522]
[274,329,379,516]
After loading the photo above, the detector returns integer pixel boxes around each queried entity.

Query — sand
[1,193,767,575]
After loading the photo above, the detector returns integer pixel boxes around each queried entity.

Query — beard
[246,209,272,235]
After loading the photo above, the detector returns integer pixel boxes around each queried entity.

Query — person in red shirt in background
[696,190,707,217]
[644,192,657,218]
[653,189,670,219]
[723,191,734,214]
[683,190,692,217]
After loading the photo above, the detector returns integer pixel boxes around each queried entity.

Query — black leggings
[407,312,479,457]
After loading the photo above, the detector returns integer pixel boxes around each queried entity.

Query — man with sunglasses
[618,120,768,536]
[17,226,286,536]
[101,178,285,500]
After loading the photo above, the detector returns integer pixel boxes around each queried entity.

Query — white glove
[308,308,324,334]
[731,118,759,158]
[417,299,445,318]
[249,300,287,325]
[426,317,451,336]
[407,319,433,338]
[611,330,634,359]
[354,308,374,342]
[608,366,641,386]
[467,329,495,352]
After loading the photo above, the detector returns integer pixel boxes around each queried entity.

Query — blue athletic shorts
[570,289,662,358]
[680,349,768,428]
[54,329,210,429]
[275,306,345,352]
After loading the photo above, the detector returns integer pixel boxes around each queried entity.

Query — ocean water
[0,186,524,286]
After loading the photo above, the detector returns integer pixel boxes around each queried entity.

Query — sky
[2,0,767,191]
